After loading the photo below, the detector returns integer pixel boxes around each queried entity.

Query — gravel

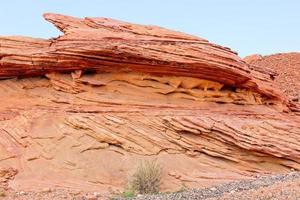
[2,172,300,199]
[123,172,300,200]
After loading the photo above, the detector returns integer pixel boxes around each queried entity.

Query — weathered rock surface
[244,53,300,114]
[0,14,300,195]
[0,13,285,101]
[244,53,300,102]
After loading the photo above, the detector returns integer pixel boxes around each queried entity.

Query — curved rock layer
[0,14,300,194]
[0,13,284,101]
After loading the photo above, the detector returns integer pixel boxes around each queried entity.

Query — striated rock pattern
[0,14,300,194]
[0,13,284,101]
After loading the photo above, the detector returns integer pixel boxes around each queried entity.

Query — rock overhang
[0,13,288,106]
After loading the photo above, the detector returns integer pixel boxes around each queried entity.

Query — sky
[0,0,299,57]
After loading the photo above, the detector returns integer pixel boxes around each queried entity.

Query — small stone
[210,187,217,191]
[42,187,51,192]
[93,192,100,197]
[71,191,81,195]
[85,194,97,200]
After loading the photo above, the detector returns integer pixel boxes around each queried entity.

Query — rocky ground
[0,172,299,199]
[127,171,300,200]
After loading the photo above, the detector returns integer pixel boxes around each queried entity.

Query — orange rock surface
[0,14,299,194]
[244,53,300,113]
[244,53,300,100]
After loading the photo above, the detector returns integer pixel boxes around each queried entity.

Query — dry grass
[129,160,162,194]
[0,190,5,198]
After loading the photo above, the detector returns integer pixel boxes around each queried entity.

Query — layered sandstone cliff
[0,14,299,194]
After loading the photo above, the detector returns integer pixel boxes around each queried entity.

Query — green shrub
[122,189,135,198]
[129,160,162,194]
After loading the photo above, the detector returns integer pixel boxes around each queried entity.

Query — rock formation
[0,14,299,194]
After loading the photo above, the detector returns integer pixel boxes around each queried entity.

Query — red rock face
[0,14,299,194]
[0,13,284,101]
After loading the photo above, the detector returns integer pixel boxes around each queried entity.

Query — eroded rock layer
[0,14,300,194]
[0,14,285,101]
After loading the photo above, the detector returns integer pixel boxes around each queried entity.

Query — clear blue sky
[1,0,299,57]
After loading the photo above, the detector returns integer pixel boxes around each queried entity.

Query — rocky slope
[244,53,300,101]
[244,53,300,113]
[0,13,300,196]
